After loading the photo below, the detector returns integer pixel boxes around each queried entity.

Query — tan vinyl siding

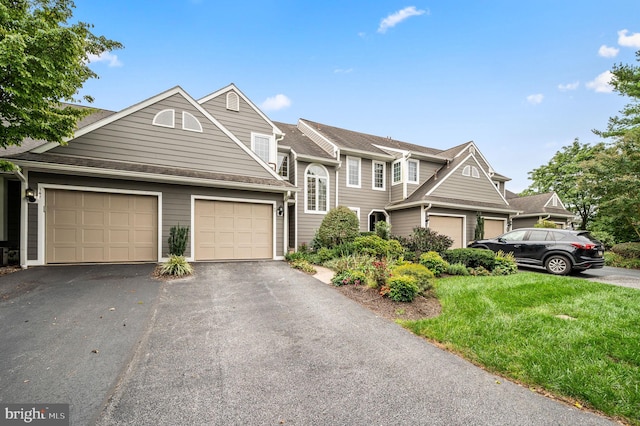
[338,156,389,232]
[199,91,275,149]
[391,181,404,203]
[51,94,274,179]
[389,208,421,237]
[27,172,286,259]
[430,158,507,205]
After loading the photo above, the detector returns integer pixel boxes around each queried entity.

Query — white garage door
[194,200,273,260]
[484,219,505,239]
[429,216,464,249]
[46,189,158,263]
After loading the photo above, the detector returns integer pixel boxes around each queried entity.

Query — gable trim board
[31,184,163,266]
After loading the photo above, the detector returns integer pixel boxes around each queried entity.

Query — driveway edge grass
[401,272,640,425]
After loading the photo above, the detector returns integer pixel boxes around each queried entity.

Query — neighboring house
[1,83,523,268]
[505,190,575,229]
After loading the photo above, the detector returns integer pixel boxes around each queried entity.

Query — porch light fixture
[25,188,36,203]
[424,214,430,226]
[276,205,284,217]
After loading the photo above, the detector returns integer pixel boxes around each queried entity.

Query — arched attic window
[152,109,175,128]
[226,92,240,111]
[462,165,480,178]
[182,111,203,132]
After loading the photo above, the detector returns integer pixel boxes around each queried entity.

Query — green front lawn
[403,272,640,425]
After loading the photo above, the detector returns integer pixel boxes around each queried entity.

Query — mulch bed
[333,283,441,321]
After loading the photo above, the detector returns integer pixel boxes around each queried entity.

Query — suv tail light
[571,242,596,250]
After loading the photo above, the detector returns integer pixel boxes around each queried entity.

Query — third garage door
[194,200,272,260]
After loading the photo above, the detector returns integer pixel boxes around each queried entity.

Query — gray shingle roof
[273,121,334,160]
[9,152,294,190]
[506,192,574,216]
[300,119,445,157]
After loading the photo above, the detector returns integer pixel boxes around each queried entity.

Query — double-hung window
[372,161,385,190]
[392,160,402,185]
[346,156,361,188]
[277,153,289,178]
[251,133,274,164]
[407,159,419,184]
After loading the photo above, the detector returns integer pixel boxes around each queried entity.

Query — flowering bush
[331,269,368,287]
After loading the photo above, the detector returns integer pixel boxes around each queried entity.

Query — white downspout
[13,169,28,269]
[422,203,432,229]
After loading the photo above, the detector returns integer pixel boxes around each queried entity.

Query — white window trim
[152,109,175,128]
[348,207,360,225]
[304,163,330,214]
[251,132,276,165]
[372,160,386,191]
[346,156,361,188]
[407,159,419,184]
[392,160,402,185]
[182,111,203,133]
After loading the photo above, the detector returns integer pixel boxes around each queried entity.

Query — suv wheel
[545,255,571,275]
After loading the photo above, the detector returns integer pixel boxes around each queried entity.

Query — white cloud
[526,94,544,105]
[334,68,353,74]
[618,29,640,48]
[558,81,579,91]
[598,45,619,58]
[586,71,614,93]
[377,6,428,34]
[261,94,292,111]
[87,52,122,67]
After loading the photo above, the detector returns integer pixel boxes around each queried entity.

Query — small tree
[168,224,189,256]
[474,213,484,240]
[315,206,360,248]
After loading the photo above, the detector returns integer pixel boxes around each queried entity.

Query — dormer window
[226,92,240,111]
[407,159,419,184]
[152,109,175,128]
[251,132,275,164]
[392,160,402,185]
[463,165,480,178]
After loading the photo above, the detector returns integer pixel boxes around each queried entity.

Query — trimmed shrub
[387,275,420,302]
[469,266,491,276]
[331,269,368,287]
[446,262,470,276]
[352,235,405,259]
[604,252,640,269]
[316,206,360,248]
[589,230,616,250]
[375,221,392,240]
[285,251,312,263]
[444,248,495,270]
[419,251,450,277]
[492,250,518,275]
[331,242,356,258]
[394,227,453,256]
[534,219,559,229]
[610,242,640,259]
[391,263,435,294]
[159,255,193,277]
[315,247,335,263]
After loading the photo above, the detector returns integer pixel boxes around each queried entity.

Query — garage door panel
[46,189,157,264]
[195,200,273,260]
[484,219,505,239]
[430,216,464,249]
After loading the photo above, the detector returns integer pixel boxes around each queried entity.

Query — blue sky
[75,1,640,192]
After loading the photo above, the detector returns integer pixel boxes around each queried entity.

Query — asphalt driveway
[1,262,618,425]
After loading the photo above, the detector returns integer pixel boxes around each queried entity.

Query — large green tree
[523,138,603,229]
[588,50,640,241]
[0,0,122,169]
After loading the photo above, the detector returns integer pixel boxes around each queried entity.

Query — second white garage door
[484,219,506,239]
[194,200,273,260]
[429,216,464,249]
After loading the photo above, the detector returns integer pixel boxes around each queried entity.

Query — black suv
[468,228,605,275]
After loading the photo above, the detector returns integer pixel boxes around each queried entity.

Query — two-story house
[1,83,521,268]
